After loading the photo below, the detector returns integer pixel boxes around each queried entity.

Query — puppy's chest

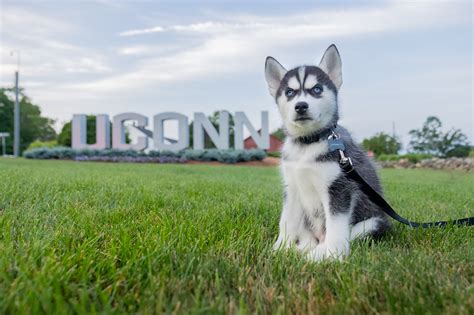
[282,142,341,210]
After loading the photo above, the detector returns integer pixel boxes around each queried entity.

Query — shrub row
[376,153,433,164]
[378,157,473,171]
[182,149,266,163]
[23,147,267,164]
[26,140,58,150]
[73,156,186,163]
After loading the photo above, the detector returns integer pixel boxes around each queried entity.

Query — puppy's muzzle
[294,102,308,115]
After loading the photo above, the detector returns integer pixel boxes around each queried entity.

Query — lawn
[0,158,473,314]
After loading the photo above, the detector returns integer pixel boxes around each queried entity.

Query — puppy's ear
[319,44,342,90]
[265,57,287,98]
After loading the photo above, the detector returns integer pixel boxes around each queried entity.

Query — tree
[361,132,401,156]
[58,116,96,147]
[0,88,56,154]
[58,116,130,147]
[409,116,470,157]
[271,128,286,141]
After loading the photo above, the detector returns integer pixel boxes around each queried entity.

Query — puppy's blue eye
[285,88,295,97]
[312,85,323,94]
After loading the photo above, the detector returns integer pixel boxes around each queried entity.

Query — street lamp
[0,103,9,155]
[10,50,20,157]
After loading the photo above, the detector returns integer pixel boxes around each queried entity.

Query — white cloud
[119,1,468,39]
[119,46,151,55]
[0,7,72,38]
[119,21,269,36]
[119,26,165,36]
[117,44,182,56]
[0,6,111,83]
[1,0,471,141]
[83,0,469,94]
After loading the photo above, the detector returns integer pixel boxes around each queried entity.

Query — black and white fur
[265,45,391,261]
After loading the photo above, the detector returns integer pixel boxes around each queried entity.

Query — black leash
[327,131,474,228]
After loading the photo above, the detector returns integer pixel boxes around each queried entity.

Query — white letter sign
[112,112,148,151]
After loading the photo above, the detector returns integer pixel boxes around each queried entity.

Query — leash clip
[328,130,353,172]
[339,150,353,172]
[328,130,339,140]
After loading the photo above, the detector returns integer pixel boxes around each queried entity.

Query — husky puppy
[265,45,391,261]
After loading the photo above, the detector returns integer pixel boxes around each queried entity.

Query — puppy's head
[265,44,342,138]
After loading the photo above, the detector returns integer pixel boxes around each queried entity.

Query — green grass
[0,158,473,314]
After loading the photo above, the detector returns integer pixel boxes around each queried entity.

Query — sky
[0,0,472,149]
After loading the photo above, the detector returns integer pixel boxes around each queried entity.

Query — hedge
[22,147,267,164]
[376,153,433,164]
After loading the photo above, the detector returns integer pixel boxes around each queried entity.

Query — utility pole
[11,50,20,157]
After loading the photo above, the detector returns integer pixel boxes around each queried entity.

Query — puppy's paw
[296,236,318,252]
[273,237,286,251]
[306,243,328,261]
[325,243,350,261]
[306,243,349,262]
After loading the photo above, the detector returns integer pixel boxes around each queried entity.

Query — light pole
[11,50,20,157]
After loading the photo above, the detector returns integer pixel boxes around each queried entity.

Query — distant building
[244,129,283,152]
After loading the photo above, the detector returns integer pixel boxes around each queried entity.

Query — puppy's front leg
[307,197,351,261]
[324,213,351,258]
[273,189,305,250]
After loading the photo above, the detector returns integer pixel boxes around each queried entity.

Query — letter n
[193,111,230,150]
[234,111,269,150]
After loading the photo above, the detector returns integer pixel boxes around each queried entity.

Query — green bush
[26,140,58,151]
[267,151,281,158]
[23,147,74,159]
[376,153,433,163]
[362,132,401,156]
[214,150,234,163]
[182,149,205,160]
[248,149,266,161]
[403,153,433,163]
[445,145,471,158]
[182,149,266,164]
[147,150,182,158]
[376,154,400,162]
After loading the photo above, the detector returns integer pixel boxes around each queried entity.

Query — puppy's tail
[350,217,390,241]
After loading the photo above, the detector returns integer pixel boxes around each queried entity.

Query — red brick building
[244,130,283,153]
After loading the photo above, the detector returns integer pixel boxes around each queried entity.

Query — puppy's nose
[294,102,308,114]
